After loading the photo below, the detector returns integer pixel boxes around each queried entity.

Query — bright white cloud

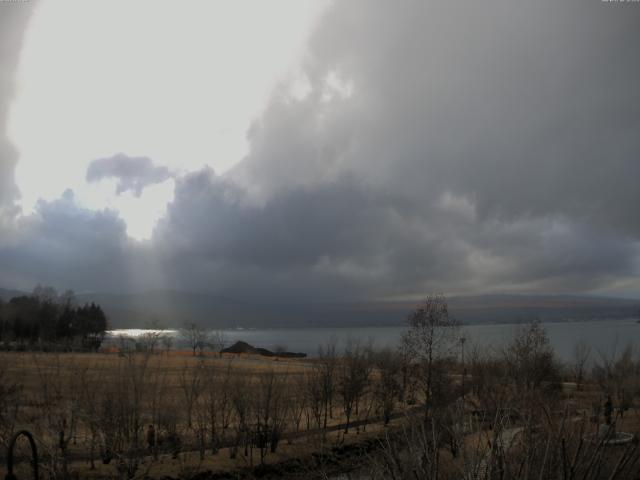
[9,0,327,239]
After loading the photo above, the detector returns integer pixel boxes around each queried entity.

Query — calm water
[108,318,640,362]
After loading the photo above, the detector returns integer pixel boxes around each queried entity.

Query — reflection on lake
[107,318,640,361]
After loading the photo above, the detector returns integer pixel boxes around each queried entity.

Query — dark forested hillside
[75,290,640,329]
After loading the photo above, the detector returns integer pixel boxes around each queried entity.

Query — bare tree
[572,340,592,391]
[317,337,338,430]
[77,362,106,470]
[180,322,209,356]
[401,294,460,420]
[117,334,136,356]
[366,406,640,480]
[138,319,166,355]
[288,372,308,437]
[203,360,234,454]
[252,369,288,463]
[75,352,155,479]
[373,348,402,425]
[502,321,561,432]
[230,372,251,460]
[211,330,227,357]
[107,353,153,479]
[504,322,560,395]
[467,343,511,417]
[305,367,326,432]
[194,391,209,460]
[397,339,415,405]
[146,356,170,461]
[592,343,639,419]
[161,332,174,354]
[338,339,372,433]
[179,360,205,428]
[32,354,81,478]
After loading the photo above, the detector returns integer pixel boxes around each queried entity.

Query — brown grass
[0,350,405,479]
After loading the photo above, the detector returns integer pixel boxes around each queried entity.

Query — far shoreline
[107,316,640,334]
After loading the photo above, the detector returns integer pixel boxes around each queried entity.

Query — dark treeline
[0,285,107,350]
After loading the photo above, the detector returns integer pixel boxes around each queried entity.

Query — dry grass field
[3,320,640,479]
[0,349,413,479]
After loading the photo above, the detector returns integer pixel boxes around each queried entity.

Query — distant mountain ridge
[1,287,638,328]
[0,288,27,301]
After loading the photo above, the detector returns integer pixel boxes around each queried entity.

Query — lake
[107,318,640,362]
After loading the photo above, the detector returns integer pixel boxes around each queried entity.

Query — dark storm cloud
[1,0,639,299]
[86,153,172,196]
[234,0,640,233]
[0,190,161,293]
[153,168,473,299]
[0,2,34,224]
[0,190,128,289]
[220,0,640,296]
[152,169,639,300]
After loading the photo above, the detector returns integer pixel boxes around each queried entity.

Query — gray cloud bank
[1,0,639,302]
[86,153,173,196]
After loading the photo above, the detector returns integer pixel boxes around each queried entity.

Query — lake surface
[107,318,640,362]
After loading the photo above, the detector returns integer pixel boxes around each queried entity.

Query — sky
[0,0,639,301]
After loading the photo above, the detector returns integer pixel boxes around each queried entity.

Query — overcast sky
[0,0,639,301]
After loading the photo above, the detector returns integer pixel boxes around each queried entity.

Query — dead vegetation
[1,295,640,479]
